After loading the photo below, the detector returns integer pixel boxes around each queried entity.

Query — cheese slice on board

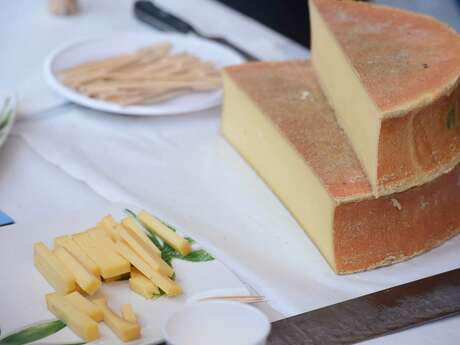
[222,61,460,273]
[65,291,103,322]
[54,235,100,277]
[310,0,460,196]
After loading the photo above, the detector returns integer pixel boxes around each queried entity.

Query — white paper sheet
[15,108,460,345]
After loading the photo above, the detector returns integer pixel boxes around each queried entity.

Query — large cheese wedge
[73,231,130,279]
[34,242,75,293]
[222,61,460,273]
[93,298,141,342]
[54,235,100,276]
[310,0,460,196]
[54,247,101,295]
[46,292,100,342]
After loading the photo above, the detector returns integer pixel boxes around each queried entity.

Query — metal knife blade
[133,1,259,61]
[268,268,460,344]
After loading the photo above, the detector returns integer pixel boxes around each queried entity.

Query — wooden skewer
[199,295,266,304]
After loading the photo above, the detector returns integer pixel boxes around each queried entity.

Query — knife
[268,268,460,344]
[133,0,259,62]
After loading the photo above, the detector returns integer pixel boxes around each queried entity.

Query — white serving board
[0,205,248,345]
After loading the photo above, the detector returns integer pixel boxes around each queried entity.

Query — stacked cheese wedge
[34,210,190,342]
[222,0,460,273]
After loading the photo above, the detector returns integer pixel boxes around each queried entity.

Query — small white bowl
[0,90,16,150]
[163,301,271,345]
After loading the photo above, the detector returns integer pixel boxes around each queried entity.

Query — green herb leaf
[181,250,214,262]
[0,109,12,132]
[446,106,457,129]
[146,232,163,251]
[124,208,137,218]
[0,320,66,345]
[185,237,196,244]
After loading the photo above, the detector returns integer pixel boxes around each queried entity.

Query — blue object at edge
[0,210,14,227]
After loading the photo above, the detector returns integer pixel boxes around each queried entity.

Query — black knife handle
[134,1,259,61]
[134,1,193,33]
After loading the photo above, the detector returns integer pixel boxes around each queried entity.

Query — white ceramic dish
[0,205,249,345]
[163,301,270,345]
[0,90,16,150]
[44,32,245,116]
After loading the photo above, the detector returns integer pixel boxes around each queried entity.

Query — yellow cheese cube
[54,236,100,276]
[55,247,101,295]
[65,291,103,322]
[118,225,173,277]
[34,242,75,294]
[121,217,161,255]
[138,210,191,256]
[93,298,141,342]
[98,215,121,241]
[116,240,182,296]
[129,267,160,298]
[46,292,100,342]
[73,231,130,279]
[121,304,137,323]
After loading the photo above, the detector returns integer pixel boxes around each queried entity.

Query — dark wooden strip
[268,268,460,344]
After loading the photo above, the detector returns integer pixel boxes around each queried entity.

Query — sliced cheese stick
[93,298,141,342]
[121,304,137,323]
[46,292,100,342]
[34,242,75,294]
[121,217,161,255]
[73,231,130,279]
[55,247,101,295]
[138,210,191,256]
[97,215,120,242]
[54,235,100,276]
[115,240,182,296]
[65,291,103,322]
[117,224,174,277]
[129,267,160,298]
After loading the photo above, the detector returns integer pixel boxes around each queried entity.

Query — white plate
[0,205,249,345]
[0,90,16,150]
[44,32,244,116]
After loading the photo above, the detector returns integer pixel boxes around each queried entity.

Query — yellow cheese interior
[138,211,192,256]
[65,291,103,322]
[129,267,160,298]
[46,292,100,342]
[93,298,141,342]
[221,74,337,270]
[73,232,130,279]
[55,247,101,295]
[310,0,381,191]
[34,242,76,293]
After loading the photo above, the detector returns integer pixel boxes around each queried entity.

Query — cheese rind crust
[310,0,460,196]
[222,61,460,273]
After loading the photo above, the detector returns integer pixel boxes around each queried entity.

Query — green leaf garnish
[180,249,214,262]
[446,106,457,129]
[0,319,66,345]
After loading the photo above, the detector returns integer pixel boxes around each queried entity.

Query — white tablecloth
[2,1,460,344]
